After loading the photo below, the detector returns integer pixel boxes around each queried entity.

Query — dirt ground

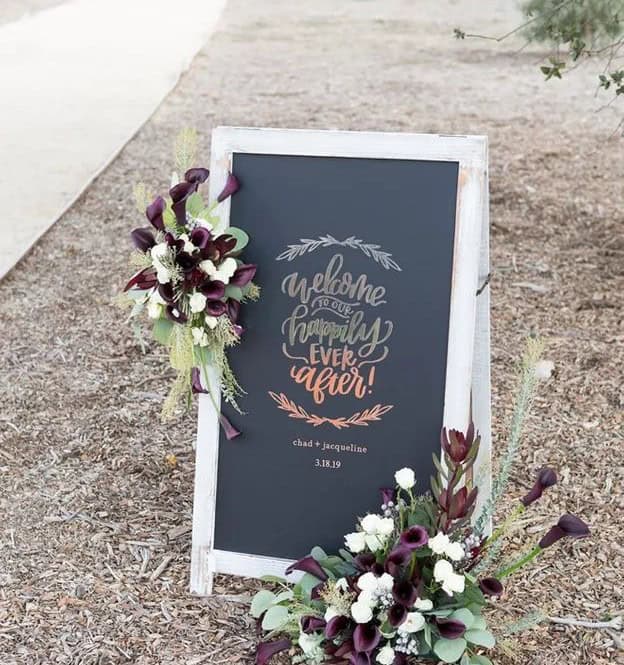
[0,0,622,664]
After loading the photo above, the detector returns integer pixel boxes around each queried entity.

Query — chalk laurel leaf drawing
[268,391,394,430]
[275,235,402,272]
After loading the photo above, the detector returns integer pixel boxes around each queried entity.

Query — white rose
[205,315,219,330]
[376,645,395,665]
[335,578,349,592]
[442,573,465,596]
[365,534,383,552]
[147,300,163,319]
[357,572,379,593]
[399,612,425,634]
[395,467,415,490]
[191,327,209,347]
[189,292,207,313]
[357,589,377,608]
[200,257,238,285]
[299,632,322,654]
[377,573,394,592]
[414,597,433,611]
[151,242,169,261]
[361,514,383,535]
[351,600,373,624]
[378,517,395,536]
[446,541,465,562]
[150,243,171,284]
[345,531,366,553]
[428,532,450,555]
[155,265,171,284]
[178,233,196,255]
[433,559,454,583]
[324,606,339,622]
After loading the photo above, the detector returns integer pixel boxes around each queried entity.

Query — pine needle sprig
[474,337,545,535]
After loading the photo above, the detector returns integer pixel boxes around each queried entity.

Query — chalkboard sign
[190,128,490,595]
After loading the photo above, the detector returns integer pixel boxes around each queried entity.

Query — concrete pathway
[0,0,226,279]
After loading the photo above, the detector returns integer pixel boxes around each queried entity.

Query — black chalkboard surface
[213,152,459,560]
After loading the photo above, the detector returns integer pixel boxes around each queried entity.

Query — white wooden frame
[190,127,490,595]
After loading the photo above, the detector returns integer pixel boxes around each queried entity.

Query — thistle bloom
[521,467,557,507]
[539,514,590,548]
[441,423,475,463]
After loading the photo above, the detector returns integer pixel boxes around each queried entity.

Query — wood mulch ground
[0,1,622,663]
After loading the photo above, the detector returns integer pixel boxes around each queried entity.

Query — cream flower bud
[414,597,433,611]
[345,531,366,553]
[394,467,415,490]
[205,315,219,330]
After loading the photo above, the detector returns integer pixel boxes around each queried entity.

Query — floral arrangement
[121,130,259,438]
[251,341,590,664]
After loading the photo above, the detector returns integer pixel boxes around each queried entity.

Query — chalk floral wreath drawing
[271,238,399,429]
[120,130,259,439]
[253,340,591,665]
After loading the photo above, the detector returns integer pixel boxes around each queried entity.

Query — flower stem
[497,546,543,579]
[485,504,525,548]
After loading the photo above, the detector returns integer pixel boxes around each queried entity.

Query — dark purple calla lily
[165,305,188,324]
[201,280,226,300]
[227,298,240,322]
[325,615,350,639]
[184,268,205,289]
[334,640,354,658]
[158,282,176,303]
[176,251,200,273]
[217,172,240,202]
[256,638,291,665]
[350,654,370,665]
[353,623,380,654]
[190,225,212,249]
[230,264,257,287]
[436,617,466,639]
[285,556,328,582]
[539,514,590,548]
[354,553,376,572]
[146,196,166,231]
[479,577,504,598]
[400,525,428,550]
[184,167,210,185]
[130,227,156,252]
[191,368,205,395]
[380,487,396,506]
[393,654,407,665]
[392,580,417,608]
[521,467,557,507]
[123,267,157,292]
[385,546,411,576]
[214,234,237,258]
[388,603,407,627]
[206,300,227,317]
[301,616,326,634]
[441,422,475,463]
[170,181,197,226]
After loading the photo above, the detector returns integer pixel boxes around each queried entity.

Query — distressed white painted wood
[190,127,490,595]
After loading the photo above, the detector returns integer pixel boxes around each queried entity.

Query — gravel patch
[0,1,622,663]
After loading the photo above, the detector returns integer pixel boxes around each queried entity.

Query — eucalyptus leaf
[450,608,475,630]
[465,629,496,648]
[250,590,276,618]
[153,319,173,345]
[433,637,467,663]
[470,656,493,665]
[274,590,294,603]
[224,285,243,301]
[297,573,320,601]
[470,615,487,631]
[460,655,471,665]
[260,575,288,585]
[261,605,289,631]
[310,546,327,561]
[424,621,432,648]
[226,227,249,253]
